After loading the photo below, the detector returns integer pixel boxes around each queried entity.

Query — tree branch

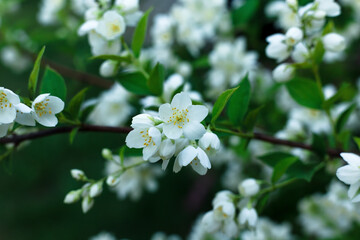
[0,125,349,158]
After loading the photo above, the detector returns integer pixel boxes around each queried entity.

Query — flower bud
[130,113,155,128]
[199,131,220,151]
[285,27,303,46]
[106,175,121,186]
[159,139,176,160]
[272,63,295,83]
[238,207,258,227]
[102,148,113,160]
[71,169,86,181]
[82,196,94,213]
[89,181,103,198]
[238,178,260,197]
[99,60,117,77]
[64,190,82,204]
[322,33,346,52]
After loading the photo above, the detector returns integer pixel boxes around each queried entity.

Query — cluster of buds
[0,87,64,138]
[266,0,345,82]
[201,178,261,238]
[126,92,220,175]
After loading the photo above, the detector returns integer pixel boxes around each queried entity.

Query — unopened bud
[71,169,86,181]
[64,190,82,204]
[89,181,103,198]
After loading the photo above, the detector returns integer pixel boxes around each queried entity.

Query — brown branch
[0,124,349,158]
[0,125,132,145]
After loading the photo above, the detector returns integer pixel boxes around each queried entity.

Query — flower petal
[187,105,208,122]
[163,123,183,139]
[159,103,172,122]
[173,157,182,173]
[34,113,58,127]
[336,165,360,185]
[340,153,360,167]
[125,128,146,148]
[183,122,206,140]
[190,159,208,175]
[196,147,211,169]
[348,181,360,199]
[47,96,65,113]
[171,92,192,110]
[178,145,197,166]
[0,107,16,124]
[143,144,158,160]
[0,124,11,137]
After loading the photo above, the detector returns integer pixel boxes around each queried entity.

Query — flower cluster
[0,87,64,138]
[265,0,346,82]
[78,0,142,76]
[126,92,219,175]
[201,179,260,238]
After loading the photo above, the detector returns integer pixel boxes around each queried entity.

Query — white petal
[78,20,98,36]
[351,193,360,203]
[348,181,360,199]
[173,157,182,173]
[171,92,192,110]
[125,128,146,148]
[159,103,172,121]
[47,96,65,113]
[34,113,58,127]
[32,93,50,106]
[183,122,206,140]
[336,165,360,185]
[0,123,11,137]
[163,123,183,139]
[196,147,211,169]
[143,144,158,160]
[15,104,35,126]
[187,105,208,122]
[178,145,197,166]
[340,153,360,167]
[0,108,16,124]
[148,127,161,145]
[162,159,169,170]
[190,159,208,175]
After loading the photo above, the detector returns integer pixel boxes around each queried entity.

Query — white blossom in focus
[337,153,360,202]
[0,87,20,124]
[31,94,64,127]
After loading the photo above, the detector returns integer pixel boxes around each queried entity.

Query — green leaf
[258,152,296,168]
[117,72,152,95]
[256,193,269,214]
[68,88,88,120]
[211,89,236,124]
[272,157,298,183]
[132,8,152,58]
[69,127,79,144]
[40,67,67,101]
[285,77,323,109]
[335,103,356,134]
[354,137,360,150]
[287,162,324,182]
[311,133,326,158]
[90,54,131,63]
[232,0,259,26]
[147,62,164,96]
[322,21,334,36]
[28,46,46,99]
[243,105,263,132]
[227,75,251,126]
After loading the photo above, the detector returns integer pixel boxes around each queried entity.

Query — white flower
[88,31,121,56]
[89,181,103,198]
[15,103,35,126]
[131,113,157,128]
[238,207,258,227]
[292,42,309,63]
[159,139,176,161]
[285,27,303,46]
[31,94,64,127]
[96,10,126,41]
[159,92,208,140]
[322,33,346,52]
[175,145,211,175]
[64,190,82,204]
[336,153,360,202]
[0,123,11,138]
[71,169,86,180]
[199,130,220,152]
[126,126,162,160]
[286,0,298,9]
[272,63,295,82]
[82,196,94,213]
[265,34,290,62]
[315,0,341,17]
[0,87,20,124]
[239,178,260,197]
[99,60,118,77]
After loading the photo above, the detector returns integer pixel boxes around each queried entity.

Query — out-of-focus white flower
[285,27,303,46]
[37,0,66,25]
[71,169,86,180]
[89,231,117,240]
[266,34,290,62]
[292,42,309,63]
[272,63,295,82]
[64,190,82,204]
[87,83,132,126]
[99,60,118,77]
[199,130,220,153]
[31,94,64,127]
[82,196,94,213]
[322,33,346,52]
[315,0,341,17]
[238,207,258,227]
[0,46,31,73]
[150,232,182,240]
[89,181,103,198]
[96,10,126,40]
[239,178,260,197]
